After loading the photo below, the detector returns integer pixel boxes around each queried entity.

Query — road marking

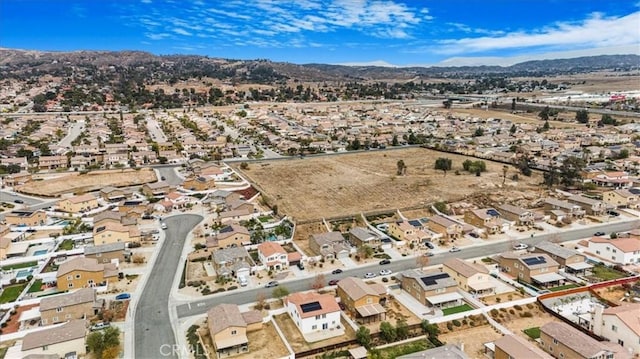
[188,303,191,310]
[197,302,205,307]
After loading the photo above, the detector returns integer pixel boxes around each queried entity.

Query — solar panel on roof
[300,301,322,313]
[219,226,233,233]
[522,256,546,266]
[486,209,501,217]
[420,273,449,286]
[408,220,422,227]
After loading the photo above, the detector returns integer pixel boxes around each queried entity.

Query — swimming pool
[33,249,48,256]
[15,268,33,280]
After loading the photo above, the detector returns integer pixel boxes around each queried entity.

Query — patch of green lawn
[592,265,627,281]
[442,304,473,316]
[59,239,74,250]
[1,261,37,271]
[0,283,28,304]
[524,327,541,339]
[28,279,43,293]
[549,284,580,292]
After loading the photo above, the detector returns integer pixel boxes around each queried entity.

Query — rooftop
[21,320,87,351]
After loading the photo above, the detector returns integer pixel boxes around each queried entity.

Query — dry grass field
[17,168,157,197]
[235,148,542,222]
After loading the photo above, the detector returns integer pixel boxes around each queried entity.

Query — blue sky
[2,0,639,66]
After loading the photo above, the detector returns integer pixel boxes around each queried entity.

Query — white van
[238,275,248,287]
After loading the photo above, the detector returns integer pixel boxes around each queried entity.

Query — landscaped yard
[28,279,43,293]
[0,283,28,304]
[591,265,627,281]
[442,304,473,316]
[371,339,433,359]
[523,327,540,339]
[549,284,581,292]
[59,239,74,250]
[1,261,37,271]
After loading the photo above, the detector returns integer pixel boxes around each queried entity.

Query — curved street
[134,214,202,359]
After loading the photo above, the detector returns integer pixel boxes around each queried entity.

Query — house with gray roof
[212,247,254,279]
[309,232,351,260]
[206,304,262,358]
[20,320,87,358]
[399,269,461,308]
[532,240,592,274]
[40,288,103,325]
[348,227,381,248]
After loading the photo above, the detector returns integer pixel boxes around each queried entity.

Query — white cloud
[145,33,171,40]
[172,28,192,36]
[435,12,640,55]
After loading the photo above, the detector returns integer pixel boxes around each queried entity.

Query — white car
[449,246,461,253]
[364,272,377,279]
[161,223,167,230]
[513,243,528,250]
[379,269,392,276]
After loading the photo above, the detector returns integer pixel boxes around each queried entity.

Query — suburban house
[487,334,553,359]
[540,321,628,359]
[348,227,382,248]
[497,204,535,226]
[567,195,607,216]
[426,215,463,240]
[590,171,633,189]
[532,241,592,274]
[141,181,171,197]
[55,256,119,290]
[285,292,342,340]
[397,344,469,359]
[57,193,99,214]
[84,242,129,264]
[586,237,640,265]
[387,220,431,244]
[19,320,87,358]
[206,224,251,249]
[4,210,47,226]
[544,198,585,218]
[336,277,387,324]
[257,242,288,271]
[206,304,262,358]
[40,288,102,325]
[464,208,509,235]
[309,232,351,260]
[399,269,461,309]
[99,186,133,202]
[592,303,640,356]
[212,247,254,279]
[93,221,141,245]
[183,176,216,191]
[603,189,639,209]
[443,258,495,296]
[37,155,68,170]
[3,172,32,187]
[495,252,563,287]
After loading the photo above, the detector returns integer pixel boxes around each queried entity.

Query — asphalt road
[154,167,183,186]
[0,190,44,206]
[134,214,203,359]
[175,219,639,319]
[57,121,85,149]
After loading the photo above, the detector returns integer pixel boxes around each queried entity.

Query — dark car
[331,269,343,274]
[14,199,24,204]
[297,262,305,270]
[468,232,479,238]
[594,231,605,236]
[115,293,131,300]
[607,210,619,217]
[379,259,391,265]
[424,241,434,249]
[328,279,340,286]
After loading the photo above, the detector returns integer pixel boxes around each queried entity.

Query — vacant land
[235,148,542,221]
[273,313,355,353]
[235,321,289,359]
[17,168,157,197]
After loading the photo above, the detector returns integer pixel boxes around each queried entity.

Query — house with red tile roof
[285,292,342,340]
[587,236,640,265]
[256,242,288,270]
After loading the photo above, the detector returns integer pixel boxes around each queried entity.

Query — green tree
[392,135,399,146]
[379,321,397,343]
[473,127,484,137]
[433,201,448,215]
[421,319,440,338]
[538,106,550,121]
[86,326,120,359]
[396,319,409,340]
[396,160,406,175]
[543,120,550,131]
[509,124,517,135]
[575,109,589,124]
[356,326,372,349]
[560,156,585,187]
[434,157,452,176]
[511,98,516,111]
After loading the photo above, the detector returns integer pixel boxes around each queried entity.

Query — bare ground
[236,321,290,359]
[234,148,542,222]
[273,313,356,353]
[17,168,157,197]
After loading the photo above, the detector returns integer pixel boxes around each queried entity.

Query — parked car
[379,269,392,276]
[161,223,167,230]
[364,272,376,279]
[331,269,343,274]
[424,241,434,249]
[424,252,434,257]
[115,293,131,300]
[594,231,605,236]
[449,247,461,253]
[265,281,279,288]
[607,210,619,217]
[161,176,166,180]
[13,199,24,204]
[297,262,305,270]
[90,322,111,331]
[468,232,479,238]
[513,243,528,250]
[379,259,391,265]
[328,279,340,286]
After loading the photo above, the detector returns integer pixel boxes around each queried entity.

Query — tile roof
[603,303,640,336]
[207,304,247,335]
[443,258,488,277]
[494,334,553,359]
[40,288,96,312]
[590,236,640,252]
[57,257,104,276]
[21,320,87,351]
[337,277,380,301]
[540,321,612,358]
[84,242,126,255]
[533,240,582,260]
[257,241,285,257]
[286,292,340,319]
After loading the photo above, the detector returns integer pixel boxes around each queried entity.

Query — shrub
[132,254,145,264]
[495,318,502,323]
[490,309,499,317]
[128,242,141,248]
[462,319,467,325]
[514,304,523,311]
[452,320,461,327]
[26,275,33,281]
[201,288,211,295]
[521,312,533,318]
[382,277,389,283]
[446,322,453,331]
[469,321,475,327]
[509,309,515,315]
[0,323,7,328]
[496,297,502,303]
[526,303,534,309]
[499,308,507,312]
[227,286,238,291]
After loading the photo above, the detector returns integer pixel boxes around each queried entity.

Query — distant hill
[0,48,638,82]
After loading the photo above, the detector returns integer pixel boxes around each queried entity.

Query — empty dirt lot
[17,168,157,197]
[234,148,542,221]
